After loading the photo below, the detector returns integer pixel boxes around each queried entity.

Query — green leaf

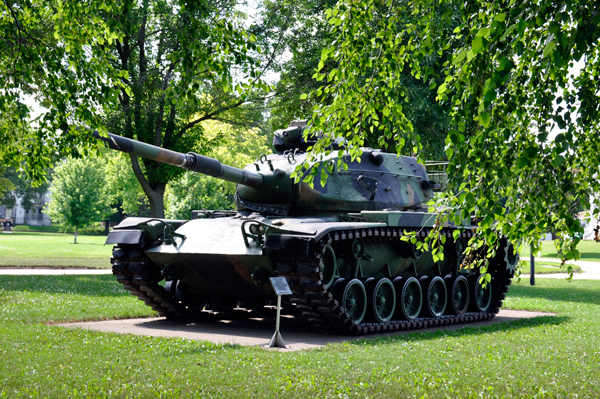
[476,27,491,38]
[554,154,565,167]
[329,17,341,26]
[453,50,468,65]
[438,82,447,95]
[299,93,308,100]
[479,111,491,128]
[548,21,560,34]
[472,37,483,54]
[543,40,556,58]
[498,57,512,71]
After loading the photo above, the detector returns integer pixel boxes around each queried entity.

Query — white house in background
[0,190,52,226]
[582,194,599,240]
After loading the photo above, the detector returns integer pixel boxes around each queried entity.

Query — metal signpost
[268,277,292,348]
[530,245,535,286]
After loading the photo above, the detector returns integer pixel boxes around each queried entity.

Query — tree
[0,166,14,201]
[258,0,451,159]
[45,157,113,243]
[0,0,270,217]
[301,0,600,270]
[102,150,148,216]
[164,121,271,219]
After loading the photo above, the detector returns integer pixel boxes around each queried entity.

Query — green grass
[13,223,106,235]
[1,275,600,397]
[521,239,600,262]
[519,260,582,274]
[0,232,112,268]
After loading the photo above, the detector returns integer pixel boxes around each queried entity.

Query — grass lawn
[0,232,112,268]
[13,223,107,235]
[521,239,600,263]
[519,260,582,274]
[1,275,600,397]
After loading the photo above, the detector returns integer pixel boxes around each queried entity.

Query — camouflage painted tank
[96,120,517,334]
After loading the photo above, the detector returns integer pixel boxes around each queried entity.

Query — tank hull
[107,211,517,334]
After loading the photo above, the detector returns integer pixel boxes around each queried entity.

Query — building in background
[582,194,599,240]
[0,190,52,226]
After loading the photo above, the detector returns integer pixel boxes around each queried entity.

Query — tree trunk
[74,225,78,244]
[129,154,166,218]
[146,184,166,218]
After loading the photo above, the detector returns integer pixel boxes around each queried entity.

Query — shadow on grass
[349,315,570,347]
[0,274,127,297]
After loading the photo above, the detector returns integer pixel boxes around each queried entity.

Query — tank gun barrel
[93,131,264,189]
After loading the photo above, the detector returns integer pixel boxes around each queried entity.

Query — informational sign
[269,277,292,296]
[267,277,292,349]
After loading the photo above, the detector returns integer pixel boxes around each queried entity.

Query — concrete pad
[60,309,553,351]
[0,268,112,275]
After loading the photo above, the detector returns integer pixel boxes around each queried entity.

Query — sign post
[530,244,535,286]
[268,277,292,348]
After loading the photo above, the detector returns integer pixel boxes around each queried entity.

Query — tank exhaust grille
[425,161,449,191]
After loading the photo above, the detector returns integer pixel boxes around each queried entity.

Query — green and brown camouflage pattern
[104,120,496,328]
[94,125,435,216]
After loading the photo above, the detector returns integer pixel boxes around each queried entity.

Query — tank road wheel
[420,276,447,317]
[364,278,396,323]
[444,275,470,315]
[498,239,519,275]
[469,274,492,312]
[332,278,367,324]
[320,245,338,288]
[393,277,422,320]
[165,280,207,311]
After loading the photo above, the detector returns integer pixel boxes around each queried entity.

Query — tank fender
[106,217,187,247]
[263,234,316,257]
[106,229,145,246]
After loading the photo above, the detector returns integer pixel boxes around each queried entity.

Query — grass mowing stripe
[0,233,112,268]
[0,275,154,323]
[1,275,600,397]
[519,261,582,274]
[520,240,600,263]
[0,257,109,268]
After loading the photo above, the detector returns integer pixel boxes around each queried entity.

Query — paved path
[60,309,553,351]
[520,257,600,280]
[0,268,112,275]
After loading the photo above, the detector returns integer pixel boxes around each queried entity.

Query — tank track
[109,226,513,335]
[110,246,277,322]
[274,226,514,335]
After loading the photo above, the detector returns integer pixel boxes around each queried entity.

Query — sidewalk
[0,268,112,275]
[520,257,600,280]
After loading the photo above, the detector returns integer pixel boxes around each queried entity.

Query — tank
[96,120,517,335]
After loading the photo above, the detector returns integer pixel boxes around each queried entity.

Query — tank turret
[94,121,437,216]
